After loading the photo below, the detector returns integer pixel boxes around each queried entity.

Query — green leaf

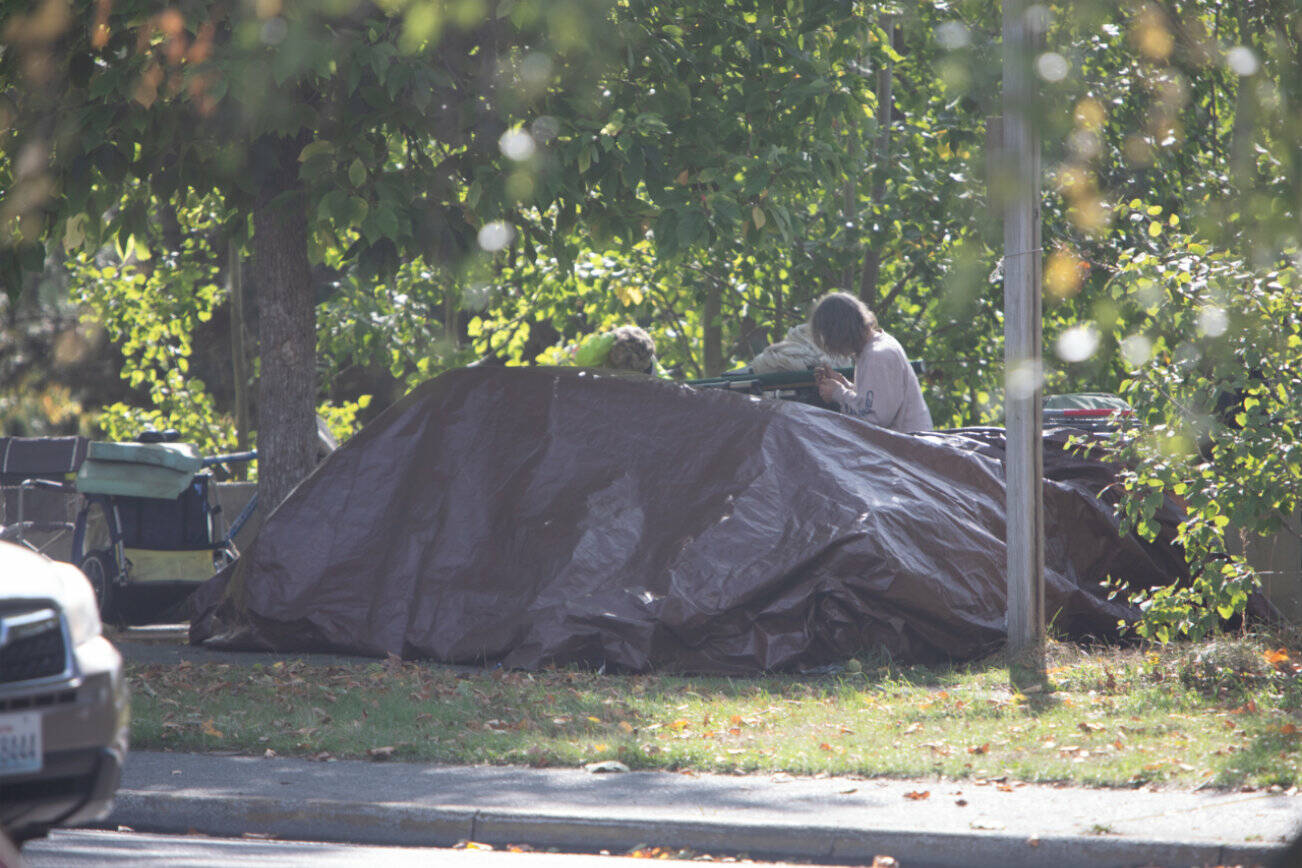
[346,197,370,227]
[299,141,336,162]
[349,159,368,187]
[319,189,350,224]
[677,209,706,247]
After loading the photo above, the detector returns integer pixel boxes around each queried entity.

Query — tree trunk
[703,279,724,377]
[251,135,317,512]
[859,15,896,312]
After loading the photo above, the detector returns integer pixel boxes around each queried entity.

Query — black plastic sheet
[191,367,1182,673]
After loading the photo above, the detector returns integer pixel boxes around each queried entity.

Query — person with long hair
[809,292,932,432]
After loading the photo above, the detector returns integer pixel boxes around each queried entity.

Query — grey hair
[809,292,880,358]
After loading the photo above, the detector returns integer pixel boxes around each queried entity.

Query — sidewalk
[106,750,1301,867]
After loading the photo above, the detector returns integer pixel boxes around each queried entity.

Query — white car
[0,541,129,846]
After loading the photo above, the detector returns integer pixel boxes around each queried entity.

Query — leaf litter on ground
[125,634,1302,790]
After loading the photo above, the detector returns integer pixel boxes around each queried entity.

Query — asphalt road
[21,830,810,867]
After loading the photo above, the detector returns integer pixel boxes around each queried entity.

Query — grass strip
[126,635,1302,789]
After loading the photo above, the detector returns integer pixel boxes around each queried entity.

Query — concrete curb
[104,790,1285,868]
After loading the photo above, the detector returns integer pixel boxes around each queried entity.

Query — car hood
[0,541,89,606]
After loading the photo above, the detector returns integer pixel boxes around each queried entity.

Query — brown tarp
[190,366,1183,673]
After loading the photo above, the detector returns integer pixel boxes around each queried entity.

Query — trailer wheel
[78,549,116,621]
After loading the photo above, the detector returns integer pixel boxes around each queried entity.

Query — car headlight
[59,564,104,647]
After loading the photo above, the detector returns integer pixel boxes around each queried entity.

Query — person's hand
[828,369,851,388]
[818,377,843,403]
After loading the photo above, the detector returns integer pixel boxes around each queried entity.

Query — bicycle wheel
[78,548,117,621]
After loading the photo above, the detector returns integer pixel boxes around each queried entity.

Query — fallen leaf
[201,719,223,738]
[367,746,396,760]
[967,743,990,755]
[819,742,834,751]
[903,723,922,735]
[263,748,277,759]
[903,790,930,801]
[454,840,493,851]
[1078,722,1105,733]
[619,721,635,734]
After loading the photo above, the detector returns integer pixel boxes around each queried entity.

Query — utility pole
[1002,0,1046,691]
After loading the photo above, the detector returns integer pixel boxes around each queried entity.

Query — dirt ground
[109,625,481,673]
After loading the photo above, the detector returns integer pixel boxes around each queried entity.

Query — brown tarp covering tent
[190,367,1183,673]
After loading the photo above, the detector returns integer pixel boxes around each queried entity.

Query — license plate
[0,711,42,775]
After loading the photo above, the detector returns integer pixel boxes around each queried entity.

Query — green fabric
[573,332,616,367]
[76,442,203,499]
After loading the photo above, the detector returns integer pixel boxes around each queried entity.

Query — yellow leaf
[752,206,766,229]
[614,283,643,306]
[201,719,223,738]
[587,716,602,724]
[1147,221,1162,237]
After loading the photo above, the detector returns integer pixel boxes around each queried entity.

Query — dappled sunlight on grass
[127,634,1302,789]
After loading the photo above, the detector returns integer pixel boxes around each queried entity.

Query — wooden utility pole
[1002,0,1046,691]
[228,242,251,481]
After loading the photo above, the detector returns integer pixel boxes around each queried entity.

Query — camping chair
[0,436,89,558]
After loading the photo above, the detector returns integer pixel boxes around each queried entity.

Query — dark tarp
[190,366,1184,674]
